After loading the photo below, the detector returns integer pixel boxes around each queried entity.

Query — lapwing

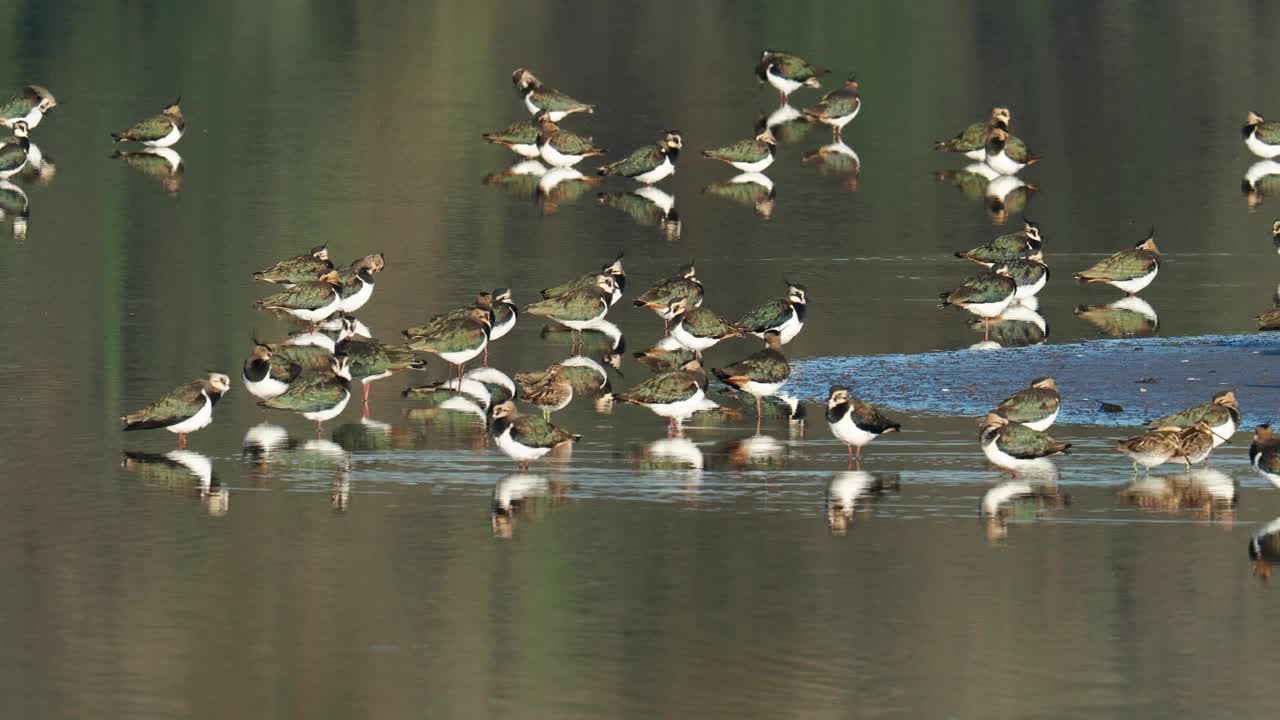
[525,274,616,352]
[242,344,304,402]
[991,377,1060,432]
[980,413,1070,474]
[1249,424,1280,486]
[1148,391,1239,449]
[535,113,605,168]
[633,262,704,332]
[482,119,543,158]
[617,358,715,434]
[713,331,790,429]
[597,131,683,184]
[826,386,900,463]
[337,253,385,315]
[516,363,574,419]
[934,107,1011,160]
[702,129,776,173]
[0,121,31,180]
[122,373,231,448]
[669,299,745,353]
[403,292,492,341]
[253,245,333,285]
[260,354,353,432]
[1116,426,1188,474]
[939,265,1017,340]
[736,281,807,344]
[802,76,861,141]
[336,335,426,416]
[490,401,580,470]
[1243,111,1280,159]
[755,50,828,103]
[489,287,519,342]
[954,218,1043,266]
[406,306,492,381]
[541,251,626,306]
[560,355,612,396]
[1073,228,1160,295]
[512,68,594,122]
[0,85,56,129]
[112,97,185,147]
[1003,252,1049,300]
[982,127,1038,175]
[254,270,343,325]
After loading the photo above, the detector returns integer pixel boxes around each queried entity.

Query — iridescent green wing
[338,338,420,381]
[1257,121,1280,145]
[1004,134,1036,163]
[993,388,1058,423]
[115,114,176,143]
[717,349,789,384]
[620,370,701,404]
[123,381,207,429]
[255,255,331,284]
[1148,402,1234,429]
[541,271,597,299]
[526,287,606,322]
[407,317,486,354]
[530,88,593,113]
[944,273,1014,304]
[0,140,26,174]
[548,129,602,156]
[511,415,578,448]
[703,138,768,164]
[0,89,36,120]
[848,399,900,434]
[735,299,790,333]
[805,87,859,118]
[272,345,332,372]
[1076,250,1157,282]
[998,423,1069,458]
[770,54,822,81]
[261,375,347,412]
[404,307,471,339]
[937,121,990,153]
[682,307,739,337]
[482,120,540,145]
[636,278,699,306]
[598,143,663,177]
[257,281,337,310]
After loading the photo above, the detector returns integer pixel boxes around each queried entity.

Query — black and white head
[785,280,808,305]
[491,400,517,421]
[205,373,232,394]
[9,120,29,139]
[309,244,330,261]
[1272,219,1280,238]
[512,68,540,92]
[330,354,352,381]
[678,261,697,279]
[1030,377,1057,391]
[602,251,625,277]
[755,128,777,146]
[663,131,684,151]
[668,297,691,317]
[1022,217,1042,242]
[493,287,514,304]
[594,273,616,296]
[992,107,1012,127]
[827,385,850,409]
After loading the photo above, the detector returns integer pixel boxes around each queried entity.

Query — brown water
[4,2,1280,717]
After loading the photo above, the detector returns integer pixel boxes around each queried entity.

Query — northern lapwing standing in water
[713,331,790,431]
[736,281,807,344]
[525,274,617,353]
[512,68,595,122]
[253,245,333,285]
[541,252,626,306]
[482,119,543,158]
[336,335,426,416]
[935,107,1011,160]
[0,121,31,180]
[826,386,901,464]
[490,401,580,470]
[990,377,1060,432]
[669,299,745,353]
[122,373,231,448]
[802,76,862,142]
[516,363,574,419]
[487,288,519,363]
[1148,391,1240,449]
[242,344,303,402]
[406,307,492,382]
[939,265,1017,340]
[1003,252,1049,300]
[702,129,777,174]
[1116,426,1183,474]
[982,128,1038,175]
[254,270,343,325]
[980,413,1070,474]
[755,50,828,103]
[617,359,715,435]
[260,354,353,432]
[955,218,1043,266]
[535,113,605,168]
[633,262,704,333]
[1249,424,1280,486]
[0,84,56,129]
[597,131,683,184]
[1243,111,1280,159]
[1073,228,1160,296]
[337,253,385,315]
[112,98,185,147]
[403,292,493,341]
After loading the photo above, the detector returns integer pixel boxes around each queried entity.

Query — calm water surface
[4,2,1280,717]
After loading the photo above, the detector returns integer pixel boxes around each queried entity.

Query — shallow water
[5,2,1280,718]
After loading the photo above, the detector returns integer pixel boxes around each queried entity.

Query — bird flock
[3,52,1276,494]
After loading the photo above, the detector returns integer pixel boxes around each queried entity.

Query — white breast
[1246,129,1280,159]
[1106,265,1158,295]
[301,389,350,422]
[166,392,214,434]
[495,424,551,462]
[244,373,290,401]
[730,154,775,174]
[144,123,183,148]
[540,141,583,168]
[632,156,674,185]
[339,276,374,313]
[829,412,877,448]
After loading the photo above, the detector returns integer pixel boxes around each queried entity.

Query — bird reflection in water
[759,104,813,145]
[491,473,568,538]
[1242,160,1280,210]
[968,302,1047,348]
[714,433,785,470]
[802,140,860,192]
[121,449,229,517]
[703,172,776,220]
[331,416,417,452]
[1255,281,1280,330]
[537,166,603,216]
[1249,517,1280,579]
[1074,296,1159,338]
[935,164,1038,225]
[979,479,1067,542]
[1119,468,1237,522]
[0,180,28,241]
[482,159,546,201]
[112,147,183,196]
[826,470,901,536]
[331,465,351,512]
[596,186,681,240]
[538,320,625,360]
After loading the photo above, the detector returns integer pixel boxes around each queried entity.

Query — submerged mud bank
[791,334,1280,428]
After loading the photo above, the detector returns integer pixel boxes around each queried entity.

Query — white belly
[829,413,878,448]
[339,277,374,313]
[982,437,1052,471]
[540,141,584,168]
[632,156,674,185]
[556,305,608,331]
[0,148,26,179]
[1107,266,1158,295]
[962,148,987,161]
[640,387,709,420]
[1014,272,1047,300]
[738,380,785,398]
[511,142,540,158]
[983,150,1024,176]
[361,370,393,385]
[1246,130,1280,159]
[750,309,802,344]
[980,481,1033,516]
[495,425,551,462]
[963,296,1014,319]
[301,390,350,422]
[671,322,723,352]
[489,312,517,341]
[20,107,44,128]
[437,338,487,366]
[1209,418,1236,448]
[818,104,860,130]
[283,293,342,322]
[166,393,214,434]
[730,154,774,174]
[1121,445,1175,469]
[766,67,805,96]
[144,123,183,148]
[1021,408,1058,432]
[244,373,290,401]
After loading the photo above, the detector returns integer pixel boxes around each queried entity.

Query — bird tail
[110,132,126,142]
[937,292,953,307]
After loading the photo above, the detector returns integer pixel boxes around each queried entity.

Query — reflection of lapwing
[112,146,184,195]
[597,187,680,239]
[802,140,860,191]
[1074,295,1158,337]
[0,180,28,240]
[0,121,31,179]
[1242,160,1280,209]
[703,172,776,219]
[827,470,901,536]
[1250,425,1280,488]
[1249,516,1280,578]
